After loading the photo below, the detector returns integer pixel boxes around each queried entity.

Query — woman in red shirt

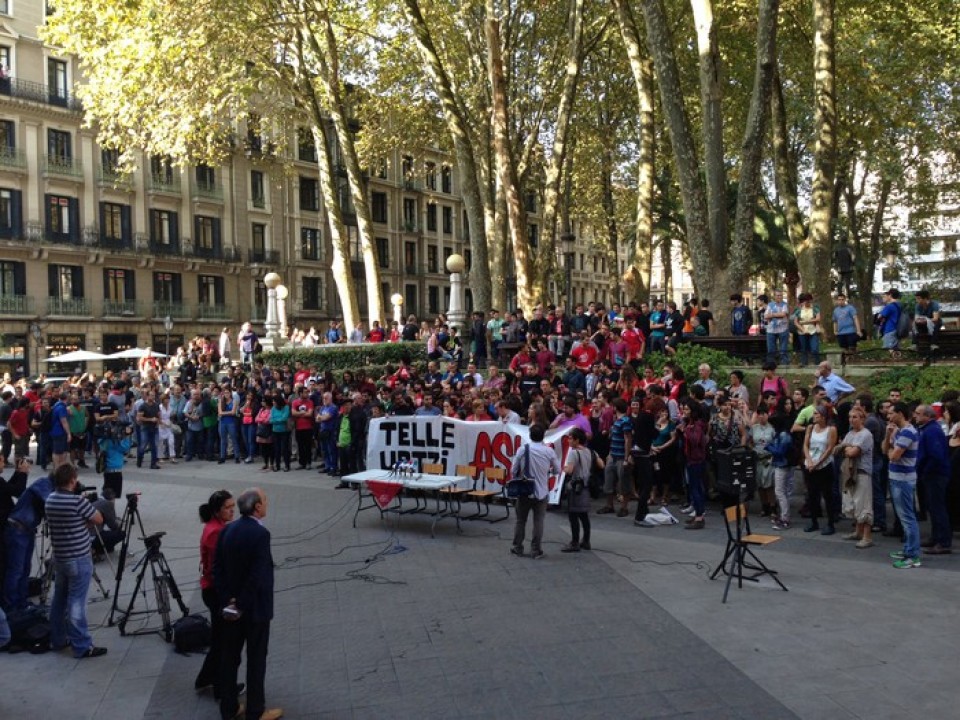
[8,397,32,459]
[195,490,237,698]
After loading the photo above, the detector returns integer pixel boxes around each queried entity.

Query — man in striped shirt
[883,403,921,569]
[45,464,106,657]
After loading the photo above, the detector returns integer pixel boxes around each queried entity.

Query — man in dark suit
[215,488,282,720]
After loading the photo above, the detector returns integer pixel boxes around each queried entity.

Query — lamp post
[560,232,576,308]
[262,271,281,351]
[163,315,173,357]
[29,322,42,378]
[391,293,404,327]
[276,284,289,340]
[446,253,466,334]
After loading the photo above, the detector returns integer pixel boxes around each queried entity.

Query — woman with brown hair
[803,406,838,534]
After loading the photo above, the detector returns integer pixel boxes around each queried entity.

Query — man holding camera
[45,463,106,657]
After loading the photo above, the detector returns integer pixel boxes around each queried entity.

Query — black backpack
[172,613,211,654]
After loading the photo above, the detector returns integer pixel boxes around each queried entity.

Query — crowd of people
[0,288,956,667]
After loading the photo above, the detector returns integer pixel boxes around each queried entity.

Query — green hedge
[260,342,427,374]
[865,365,960,404]
[643,344,735,383]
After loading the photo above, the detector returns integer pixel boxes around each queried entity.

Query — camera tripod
[35,519,110,606]
[107,493,188,640]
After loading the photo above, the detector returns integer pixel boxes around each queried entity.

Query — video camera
[141,531,166,551]
[75,483,99,503]
[94,419,133,443]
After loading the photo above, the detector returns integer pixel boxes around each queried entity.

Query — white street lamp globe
[276,285,289,301]
[446,253,465,274]
[390,293,404,306]
[263,272,282,289]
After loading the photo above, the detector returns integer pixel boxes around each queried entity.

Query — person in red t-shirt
[570,331,599,372]
[622,317,645,364]
[292,361,311,387]
[368,320,385,343]
[291,387,315,469]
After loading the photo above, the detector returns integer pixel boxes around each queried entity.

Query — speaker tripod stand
[107,493,188,640]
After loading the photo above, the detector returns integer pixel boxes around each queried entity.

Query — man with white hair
[815,361,854,404]
[694,364,718,407]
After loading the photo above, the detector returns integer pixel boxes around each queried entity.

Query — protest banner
[366,417,573,504]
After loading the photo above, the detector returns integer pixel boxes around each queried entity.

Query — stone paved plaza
[1,458,957,719]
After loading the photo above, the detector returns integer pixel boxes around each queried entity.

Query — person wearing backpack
[876,288,907,354]
[729,294,754,336]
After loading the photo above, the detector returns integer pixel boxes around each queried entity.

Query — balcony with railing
[48,297,92,316]
[402,179,422,192]
[0,146,26,170]
[149,238,182,256]
[190,245,242,262]
[0,78,83,112]
[83,225,134,252]
[102,299,142,317]
[43,154,83,178]
[248,249,280,265]
[250,305,267,322]
[197,303,233,320]
[97,165,134,189]
[402,220,419,234]
[0,294,33,315]
[251,192,266,209]
[192,179,224,202]
[146,172,181,195]
[153,301,191,319]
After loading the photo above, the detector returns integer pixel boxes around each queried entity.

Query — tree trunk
[690,0,728,263]
[312,121,359,333]
[848,171,891,333]
[533,0,584,301]
[599,138,620,304]
[770,66,807,280]
[293,28,359,332]
[808,0,838,327]
[402,0,492,312]
[310,14,383,330]
[485,1,534,312]
[731,0,779,290]
[612,0,655,303]
[638,0,715,319]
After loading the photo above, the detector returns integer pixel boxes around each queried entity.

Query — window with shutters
[251,170,265,207]
[198,275,223,306]
[100,202,130,244]
[303,277,323,310]
[0,260,25,296]
[376,237,389,268]
[104,268,135,302]
[196,215,216,249]
[371,192,387,223]
[0,120,13,152]
[299,177,319,211]
[0,188,20,238]
[47,129,71,160]
[425,162,436,190]
[301,227,321,261]
[441,165,452,193]
[47,58,68,105]
[46,194,77,242]
[427,245,438,273]
[153,272,182,302]
[150,209,177,247]
[49,264,83,299]
[427,204,437,232]
[442,206,452,234]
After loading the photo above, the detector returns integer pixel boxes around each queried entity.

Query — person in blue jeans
[45,463,107,658]
[218,384,240,464]
[914,405,952,555]
[316,392,339,475]
[136,389,161,469]
[884,403,921,568]
[764,290,791,365]
[3,471,53,611]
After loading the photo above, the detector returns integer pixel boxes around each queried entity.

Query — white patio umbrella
[40,350,110,363]
[106,348,169,359]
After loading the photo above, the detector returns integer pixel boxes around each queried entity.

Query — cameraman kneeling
[90,488,124,559]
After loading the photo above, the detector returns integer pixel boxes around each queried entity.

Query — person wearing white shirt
[496,401,521,425]
[510,424,560,559]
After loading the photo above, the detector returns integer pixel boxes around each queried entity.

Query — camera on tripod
[94,419,132,442]
[75,483,99,502]
[141,531,166,551]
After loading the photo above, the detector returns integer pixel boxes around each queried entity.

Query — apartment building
[0,1,615,377]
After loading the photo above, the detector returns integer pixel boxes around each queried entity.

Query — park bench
[915,331,960,362]
[690,335,768,364]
